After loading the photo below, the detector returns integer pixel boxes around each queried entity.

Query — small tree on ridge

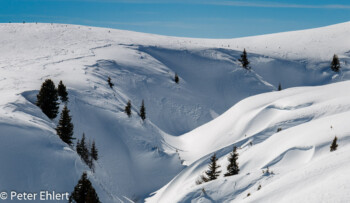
[125,100,132,117]
[224,146,240,177]
[204,153,221,181]
[56,105,75,146]
[331,54,341,72]
[140,100,146,121]
[57,80,69,102]
[36,79,59,119]
[330,136,338,152]
[238,49,251,70]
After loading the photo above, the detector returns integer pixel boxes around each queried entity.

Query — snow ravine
[0,22,350,202]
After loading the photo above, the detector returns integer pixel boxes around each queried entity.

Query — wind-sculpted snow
[148,81,350,203]
[0,22,350,202]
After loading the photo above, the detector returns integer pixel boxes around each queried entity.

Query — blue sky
[1,0,350,38]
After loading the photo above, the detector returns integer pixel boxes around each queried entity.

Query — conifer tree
[78,133,89,164]
[107,77,114,88]
[174,73,179,84]
[140,100,146,121]
[36,79,59,119]
[57,80,69,102]
[278,83,282,91]
[91,140,98,161]
[76,139,82,156]
[124,100,132,117]
[56,105,74,146]
[76,134,96,170]
[224,146,240,177]
[331,54,341,72]
[69,172,100,203]
[330,136,338,152]
[238,49,251,70]
[204,153,221,181]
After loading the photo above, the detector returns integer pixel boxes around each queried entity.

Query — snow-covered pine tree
[56,105,75,146]
[238,49,251,70]
[174,73,179,84]
[331,54,341,72]
[124,100,132,117]
[204,153,221,181]
[140,100,146,121]
[91,140,98,161]
[107,76,114,88]
[57,80,69,102]
[330,136,338,152]
[36,79,59,119]
[224,146,239,176]
[69,172,100,203]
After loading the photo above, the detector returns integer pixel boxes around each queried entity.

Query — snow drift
[0,21,349,202]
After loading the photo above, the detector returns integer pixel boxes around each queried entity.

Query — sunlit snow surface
[0,22,349,202]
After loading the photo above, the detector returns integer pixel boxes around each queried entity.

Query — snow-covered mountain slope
[147,80,350,203]
[0,21,350,202]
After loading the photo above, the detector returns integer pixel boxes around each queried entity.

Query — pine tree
[124,100,132,117]
[56,105,74,146]
[224,146,240,177]
[174,73,179,84]
[36,79,59,119]
[238,49,250,70]
[140,100,146,121]
[76,134,96,170]
[80,134,90,164]
[330,136,338,152]
[331,54,341,72]
[76,139,82,156]
[278,83,282,91]
[57,80,69,102]
[69,172,101,203]
[204,153,221,181]
[107,77,114,88]
[91,140,98,161]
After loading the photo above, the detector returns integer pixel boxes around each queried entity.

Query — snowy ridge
[0,22,349,202]
[148,81,350,203]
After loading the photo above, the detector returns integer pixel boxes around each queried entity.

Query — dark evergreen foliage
[76,139,82,157]
[36,79,59,119]
[69,172,101,203]
[124,100,132,117]
[330,136,338,152]
[140,100,146,121]
[107,77,114,88]
[56,105,74,146]
[257,184,261,190]
[57,80,69,102]
[91,141,98,161]
[174,73,179,84]
[204,153,221,181]
[77,133,89,164]
[278,83,282,91]
[224,146,240,177]
[331,54,341,72]
[76,134,98,170]
[238,49,251,70]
